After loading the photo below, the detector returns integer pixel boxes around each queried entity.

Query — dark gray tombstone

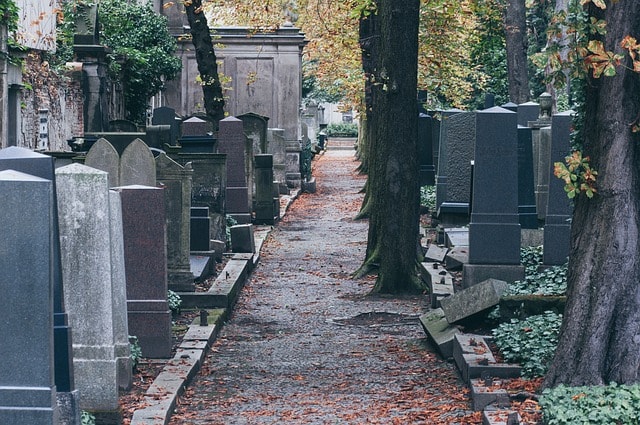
[436,111,475,225]
[517,127,538,229]
[484,93,496,109]
[156,153,195,291]
[0,147,74,394]
[119,138,157,187]
[418,113,436,186]
[190,206,211,251]
[152,106,180,145]
[254,154,278,224]
[179,116,216,153]
[463,107,524,287]
[0,169,58,424]
[517,101,540,127]
[501,102,518,112]
[175,153,227,243]
[218,116,252,223]
[238,112,270,155]
[84,137,120,187]
[543,111,574,265]
[116,185,172,358]
[230,224,256,253]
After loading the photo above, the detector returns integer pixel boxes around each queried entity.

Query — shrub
[420,185,436,212]
[129,335,142,371]
[326,122,358,137]
[540,383,640,424]
[492,311,562,378]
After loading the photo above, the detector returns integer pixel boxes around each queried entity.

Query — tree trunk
[544,1,640,387]
[504,0,530,103]
[360,1,423,293]
[184,0,225,126]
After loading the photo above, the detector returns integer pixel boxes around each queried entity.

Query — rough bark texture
[362,1,422,294]
[504,0,530,103]
[544,1,640,387]
[184,0,225,126]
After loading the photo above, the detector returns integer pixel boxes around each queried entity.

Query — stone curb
[129,189,300,425]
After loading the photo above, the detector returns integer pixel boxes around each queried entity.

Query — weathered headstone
[463,107,524,287]
[156,152,195,291]
[119,138,156,187]
[419,308,460,358]
[56,163,121,418]
[254,154,278,224]
[230,223,256,253]
[528,93,553,220]
[543,111,574,265]
[267,128,288,193]
[0,169,58,425]
[152,106,180,146]
[239,112,269,155]
[285,138,303,189]
[217,116,252,223]
[436,111,475,225]
[418,113,436,186]
[517,101,540,127]
[175,152,227,242]
[108,190,133,391]
[517,126,538,229]
[190,206,211,251]
[117,185,172,358]
[441,278,509,323]
[0,147,75,394]
[179,116,216,153]
[501,102,518,112]
[84,137,120,187]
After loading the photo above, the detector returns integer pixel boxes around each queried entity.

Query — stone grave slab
[453,334,522,384]
[441,279,509,324]
[419,308,460,358]
[445,228,469,247]
[445,246,469,270]
[425,244,448,262]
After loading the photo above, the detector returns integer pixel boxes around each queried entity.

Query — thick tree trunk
[184,0,225,126]
[362,1,423,294]
[544,1,640,387]
[504,0,530,103]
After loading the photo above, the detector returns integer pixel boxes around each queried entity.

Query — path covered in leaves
[169,143,480,424]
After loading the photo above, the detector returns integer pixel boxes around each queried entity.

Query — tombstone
[156,153,196,292]
[116,185,172,358]
[108,191,133,391]
[190,206,212,251]
[285,137,303,189]
[174,152,227,243]
[267,128,288,193]
[84,138,120,187]
[254,154,278,224]
[517,127,538,229]
[517,101,540,127]
[484,93,496,109]
[418,113,436,186]
[0,170,58,425]
[152,106,181,146]
[179,116,216,153]
[230,223,256,253]
[119,138,156,187]
[500,102,518,112]
[463,107,524,288]
[239,112,269,155]
[55,164,121,418]
[217,116,252,223]
[528,93,553,220]
[543,111,574,265]
[108,119,138,132]
[441,279,509,324]
[436,111,475,225]
[0,147,75,394]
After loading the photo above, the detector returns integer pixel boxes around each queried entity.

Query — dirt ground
[167,144,481,424]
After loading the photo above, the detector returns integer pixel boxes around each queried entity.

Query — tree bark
[504,0,530,103]
[544,1,640,387]
[184,0,225,126]
[359,1,423,293]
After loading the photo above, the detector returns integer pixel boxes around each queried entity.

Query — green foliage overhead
[99,0,182,124]
[540,383,640,424]
[0,0,18,33]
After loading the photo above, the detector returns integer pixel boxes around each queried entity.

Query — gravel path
[169,145,478,424]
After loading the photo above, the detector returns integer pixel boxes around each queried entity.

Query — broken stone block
[441,278,509,324]
[445,246,468,270]
[419,308,460,358]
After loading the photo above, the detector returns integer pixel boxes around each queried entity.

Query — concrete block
[445,246,469,270]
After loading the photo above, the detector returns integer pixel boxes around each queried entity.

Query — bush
[326,122,358,137]
[492,311,562,378]
[168,290,182,314]
[540,383,640,424]
[129,335,142,371]
[420,185,436,212]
